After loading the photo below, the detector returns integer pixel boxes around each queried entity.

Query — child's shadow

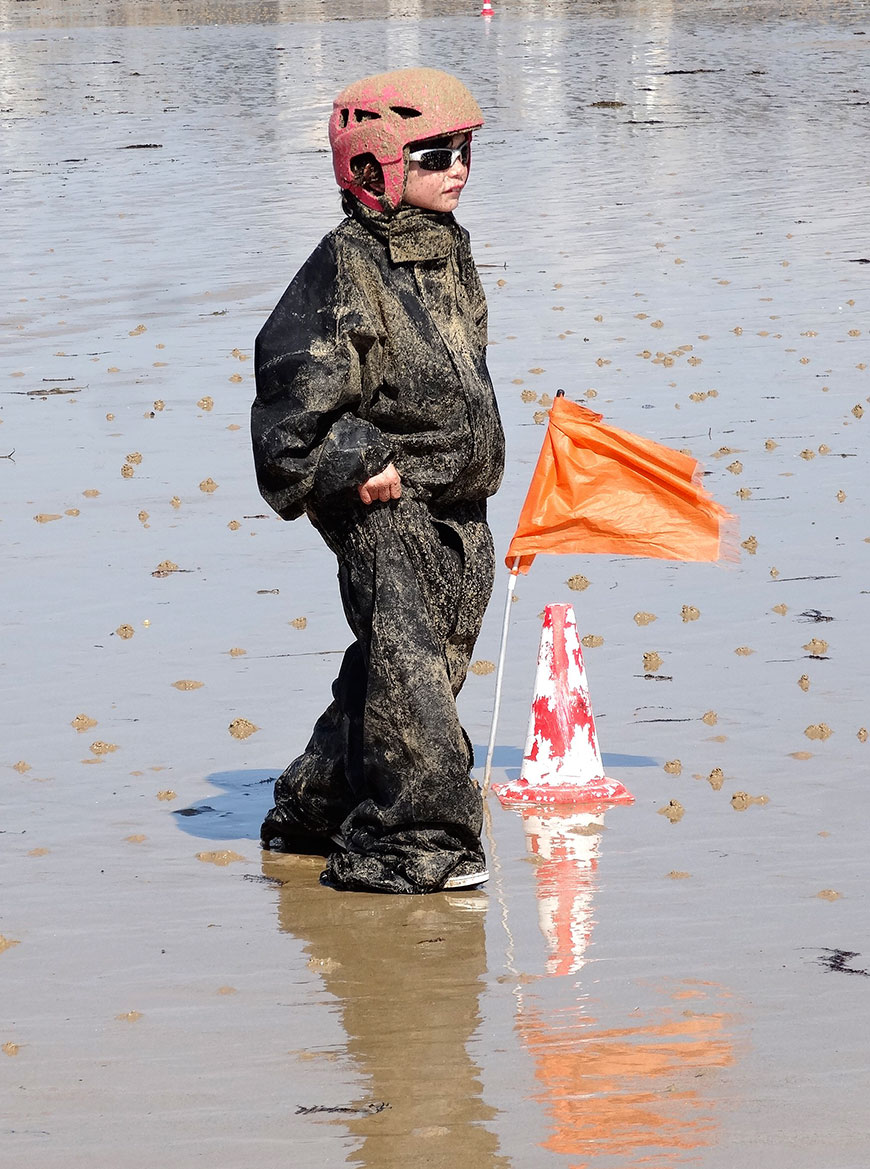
[172,769,276,841]
[174,746,657,840]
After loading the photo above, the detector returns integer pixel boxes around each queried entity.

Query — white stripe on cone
[493,603,633,806]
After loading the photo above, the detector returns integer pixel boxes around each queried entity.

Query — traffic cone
[481,0,494,16]
[493,603,634,806]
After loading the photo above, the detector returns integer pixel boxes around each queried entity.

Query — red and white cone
[493,603,634,806]
[480,0,494,16]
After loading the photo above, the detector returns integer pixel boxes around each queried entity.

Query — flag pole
[483,392,562,795]
[483,556,521,795]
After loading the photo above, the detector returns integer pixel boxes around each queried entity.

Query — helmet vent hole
[338,107,349,128]
[353,108,381,123]
[390,105,422,119]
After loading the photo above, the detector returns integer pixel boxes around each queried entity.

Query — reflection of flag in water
[520,807,605,976]
[506,395,736,573]
[517,987,734,1167]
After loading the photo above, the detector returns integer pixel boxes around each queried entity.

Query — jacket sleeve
[251,235,393,520]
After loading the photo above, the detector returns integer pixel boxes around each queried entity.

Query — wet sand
[2,1,869,1165]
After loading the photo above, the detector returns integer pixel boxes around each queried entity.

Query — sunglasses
[407,139,471,171]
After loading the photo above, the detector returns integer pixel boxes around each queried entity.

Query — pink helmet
[329,67,484,212]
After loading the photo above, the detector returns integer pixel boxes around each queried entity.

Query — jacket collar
[350,200,458,264]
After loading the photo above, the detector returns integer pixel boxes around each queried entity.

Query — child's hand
[357,462,402,505]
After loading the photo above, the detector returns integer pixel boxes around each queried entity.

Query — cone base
[492,777,634,807]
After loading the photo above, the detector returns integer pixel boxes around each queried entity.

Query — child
[251,68,504,894]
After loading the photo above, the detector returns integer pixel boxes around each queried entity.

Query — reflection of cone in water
[494,603,633,806]
[512,802,736,1163]
[521,807,604,977]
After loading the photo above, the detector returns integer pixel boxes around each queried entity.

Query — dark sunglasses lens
[419,149,454,171]
[417,142,471,171]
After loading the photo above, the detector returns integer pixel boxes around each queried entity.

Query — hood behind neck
[348,198,458,264]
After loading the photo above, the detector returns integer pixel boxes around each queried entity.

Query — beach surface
[2,1,869,1165]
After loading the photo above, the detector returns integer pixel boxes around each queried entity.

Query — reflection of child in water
[263,855,507,1164]
[251,69,504,894]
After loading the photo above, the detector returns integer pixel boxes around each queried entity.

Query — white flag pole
[482,556,521,795]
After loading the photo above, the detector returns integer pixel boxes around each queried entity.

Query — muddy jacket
[252,201,505,522]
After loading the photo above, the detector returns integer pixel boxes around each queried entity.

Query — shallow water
[2,1,869,1166]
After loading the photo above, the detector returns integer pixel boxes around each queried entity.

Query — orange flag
[506,395,736,573]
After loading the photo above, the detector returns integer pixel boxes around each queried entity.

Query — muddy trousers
[261,496,495,894]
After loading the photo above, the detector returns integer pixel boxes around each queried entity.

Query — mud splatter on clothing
[252,199,504,893]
